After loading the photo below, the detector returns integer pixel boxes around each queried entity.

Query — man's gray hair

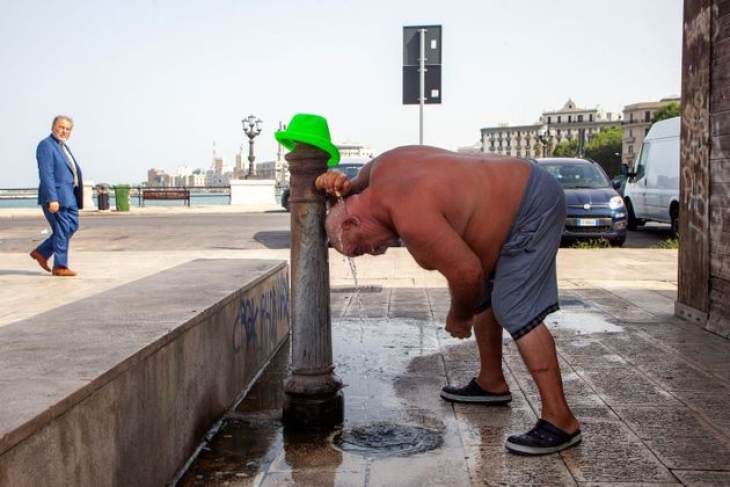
[52,115,74,128]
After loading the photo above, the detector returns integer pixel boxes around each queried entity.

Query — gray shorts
[476,164,566,340]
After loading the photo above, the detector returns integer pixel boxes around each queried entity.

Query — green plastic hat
[275,113,341,167]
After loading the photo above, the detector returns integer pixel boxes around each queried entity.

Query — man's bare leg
[473,309,509,393]
[515,323,579,433]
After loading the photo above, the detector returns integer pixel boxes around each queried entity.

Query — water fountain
[282,143,344,428]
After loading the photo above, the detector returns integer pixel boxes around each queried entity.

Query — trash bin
[96,184,110,211]
[113,185,131,212]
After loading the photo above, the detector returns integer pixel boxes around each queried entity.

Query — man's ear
[341,216,360,231]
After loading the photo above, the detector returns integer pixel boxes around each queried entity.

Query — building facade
[622,97,680,167]
[255,160,277,180]
[480,99,622,158]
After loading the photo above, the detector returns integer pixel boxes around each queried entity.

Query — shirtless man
[315,145,581,455]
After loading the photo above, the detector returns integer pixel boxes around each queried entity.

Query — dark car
[280,159,367,211]
[537,158,628,247]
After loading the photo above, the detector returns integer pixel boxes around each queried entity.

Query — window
[635,142,650,180]
[644,111,651,122]
[557,116,561,123]
[589,114,593,122]
[548,116,552,123]
[578,115,584,122]
[629,128,633,137]
[568,115,572,123]
[630,113,634,122]
[628,145,633,154]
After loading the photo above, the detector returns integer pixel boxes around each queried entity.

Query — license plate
[576,218,598,227]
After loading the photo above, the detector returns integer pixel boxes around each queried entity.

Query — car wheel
[625,198,643,231]
[610,236,626,247]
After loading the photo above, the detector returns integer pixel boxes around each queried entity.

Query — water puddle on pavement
[177,314,446,485]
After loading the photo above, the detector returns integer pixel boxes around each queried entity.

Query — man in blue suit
[30,115,84,277]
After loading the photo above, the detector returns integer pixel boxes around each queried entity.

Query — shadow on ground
[254,231,290,249]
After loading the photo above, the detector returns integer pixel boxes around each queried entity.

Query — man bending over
[316,145,580,455]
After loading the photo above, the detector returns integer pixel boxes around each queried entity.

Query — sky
[0,0,683,187]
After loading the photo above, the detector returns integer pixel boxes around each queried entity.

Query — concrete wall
[229,179,278,211]
[0,259,289,487]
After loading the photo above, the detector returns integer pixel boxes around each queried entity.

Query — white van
[623,116,680,235]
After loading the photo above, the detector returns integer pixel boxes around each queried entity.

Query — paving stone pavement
[182,285,730,486]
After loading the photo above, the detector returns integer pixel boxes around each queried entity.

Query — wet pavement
[177,286,730,486]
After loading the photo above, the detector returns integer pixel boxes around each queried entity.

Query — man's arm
[395,208,485,336]
[37,141,59,206]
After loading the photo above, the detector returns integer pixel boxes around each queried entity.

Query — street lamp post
[242,115,263,178]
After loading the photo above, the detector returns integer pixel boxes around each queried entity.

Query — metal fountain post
[283,143,344,428]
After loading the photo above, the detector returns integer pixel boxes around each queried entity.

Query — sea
[0,194,232,209]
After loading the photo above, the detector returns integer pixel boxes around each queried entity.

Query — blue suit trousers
[35,206,79,268]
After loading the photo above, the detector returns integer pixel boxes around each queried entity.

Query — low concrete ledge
[0,259,289,487]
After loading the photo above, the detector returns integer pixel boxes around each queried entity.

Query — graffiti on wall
[233,273,289,351]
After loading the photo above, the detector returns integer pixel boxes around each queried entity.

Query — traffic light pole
[419,28,426,145]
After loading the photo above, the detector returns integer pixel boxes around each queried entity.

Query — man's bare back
[366,146,532,273]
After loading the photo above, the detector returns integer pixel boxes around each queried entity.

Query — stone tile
[672,470,730,486]
[442,341,481,369]
[456,407,536,446]
[561,420,675,483]
[557,339,615,358]
[672,391,730,435]
[389,288,432,320]
[465,445,577,486]
[564,353,630,370]
[266,429,367,474]
[579,366,680,407]
[635,360,727,392]
[368,447,471,487]
[261,471,366,486]
[576,482,680,486]
[598,333,668,363]
[615,407,730,470]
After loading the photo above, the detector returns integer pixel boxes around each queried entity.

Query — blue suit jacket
[36,135,84,209]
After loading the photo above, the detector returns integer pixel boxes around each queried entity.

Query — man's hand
[48,201,60,213]
[315,170,351,198]
[446,309,474,339]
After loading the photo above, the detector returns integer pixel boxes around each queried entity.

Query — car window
[333,165,364,180]
[635,142,650,180]
[542,163,611,189]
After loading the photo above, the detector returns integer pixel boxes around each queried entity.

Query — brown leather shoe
[30,250,51,272]
[52,266,77,277]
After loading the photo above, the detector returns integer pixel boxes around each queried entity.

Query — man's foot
[440,378,512,404]
[29,250,51,272]
[52,266,77,277]
[505,419,581,456]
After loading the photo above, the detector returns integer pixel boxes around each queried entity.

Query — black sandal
[506,419,581,455]
[440,378,512,404]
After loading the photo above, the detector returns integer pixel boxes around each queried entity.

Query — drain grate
[333,422,442,457]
